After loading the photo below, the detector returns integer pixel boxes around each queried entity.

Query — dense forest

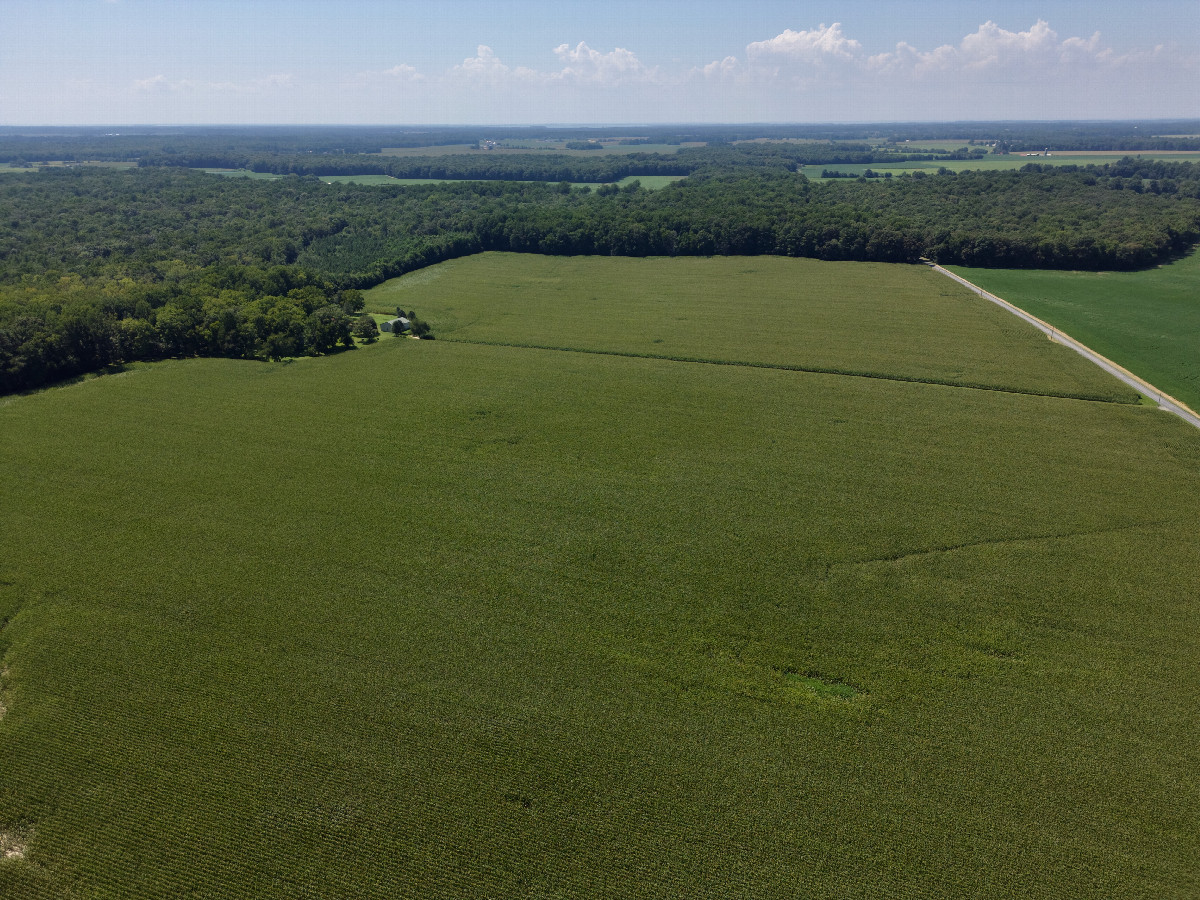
[133,142,959,182]
[2,137,1199,393]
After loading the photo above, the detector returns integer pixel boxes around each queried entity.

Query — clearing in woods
[808,150,1200,179]
[1,255,1198,898]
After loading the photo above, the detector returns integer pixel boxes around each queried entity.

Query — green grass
[948,249,1200,413]
[615,174,684,189]
[366,253,1138,403]
[194,167,285,180]
[2,256,1199,898]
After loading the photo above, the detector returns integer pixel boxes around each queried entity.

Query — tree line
[132,142,955,182]
[4,122,1200,164]
[2,158,1199,393]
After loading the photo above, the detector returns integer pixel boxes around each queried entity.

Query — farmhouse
[379,316,411,333]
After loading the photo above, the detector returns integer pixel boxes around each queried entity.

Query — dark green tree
[352,313,379,343]
[304,305,353,354]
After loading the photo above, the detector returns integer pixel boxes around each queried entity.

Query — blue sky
[2,0,1197,124]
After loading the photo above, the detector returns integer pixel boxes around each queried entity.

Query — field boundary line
[438,337,1134,405]
[927,262,1200,431]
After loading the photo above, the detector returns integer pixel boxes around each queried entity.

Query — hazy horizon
[5,119,1200,131]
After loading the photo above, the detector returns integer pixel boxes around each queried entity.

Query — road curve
[925,262,1200,432]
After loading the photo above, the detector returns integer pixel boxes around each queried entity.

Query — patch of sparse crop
[1,259,1199,898]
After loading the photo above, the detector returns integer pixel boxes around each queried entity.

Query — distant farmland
[311,174,685,189]
[195,167,284,180]
[2,256,1199,898]
[378,141,701,157]
[810,150,1200,179]
[191,169,686,190]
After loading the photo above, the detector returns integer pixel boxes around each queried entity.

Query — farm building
[380,317,411,333]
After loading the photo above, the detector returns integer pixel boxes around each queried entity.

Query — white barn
[379,316,412,333]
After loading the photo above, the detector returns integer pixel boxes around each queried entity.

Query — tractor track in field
[436,337,1136,406]
[927,262,1200,431]
[829,517,1180,574]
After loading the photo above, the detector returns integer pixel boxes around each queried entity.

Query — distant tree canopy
[3,121,1199,163]
[128,142,958,182]
[2,155,1199,393]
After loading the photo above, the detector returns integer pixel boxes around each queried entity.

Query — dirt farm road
[926,262,1200,432]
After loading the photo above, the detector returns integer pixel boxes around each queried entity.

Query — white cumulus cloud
[133,74,169,92]
[746,23,863,64]
[381,63,423,81]
[684,19,1199,119]
[446,41,656,88]
[867,20,1110,80]
[452,45,511,82]
[550,41,655,84]
[700,55,739,81]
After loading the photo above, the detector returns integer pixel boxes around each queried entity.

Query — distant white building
[379,317,411,333]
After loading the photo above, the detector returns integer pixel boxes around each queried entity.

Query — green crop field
[0,162,139,174]
[615,174,684,189]
[315,175,482,186]
[3,255,1199,898]
[523,142,693,155]
[194,167,285,180]
[572,143,693,155]
[378,144,480,156]
[378,142,697,157]
[949,249,1200,413]
[885,140,978,151]
[365,254,1138,403]
[809,151,1200,179]
[317,173,406,185]
[72,161,141,169]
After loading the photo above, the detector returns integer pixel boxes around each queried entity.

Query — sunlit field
[2,256,1198,898]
